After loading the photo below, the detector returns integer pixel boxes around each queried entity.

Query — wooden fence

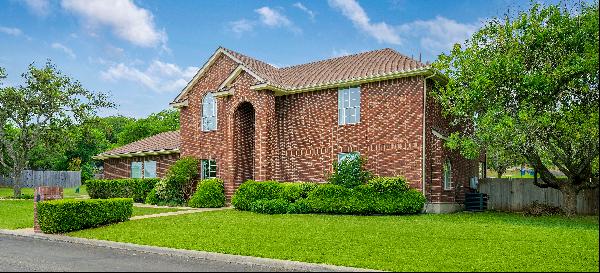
[0,170,81,188]
[478,178,599,215]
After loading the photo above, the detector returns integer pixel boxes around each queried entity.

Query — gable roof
[92,131,180,160]
[172,47,441,105]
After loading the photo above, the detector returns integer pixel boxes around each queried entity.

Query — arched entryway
[232,101,256,190]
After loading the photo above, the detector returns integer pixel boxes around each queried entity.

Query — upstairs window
[201,159,217,179]
[338,86,361,125]
[443,159,452,190]
[202,92,217,131]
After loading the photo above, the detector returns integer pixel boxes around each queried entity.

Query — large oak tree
[432,2,599,216]
[0,61,113,197]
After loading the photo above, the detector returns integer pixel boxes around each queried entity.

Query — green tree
[0,61,113,196]
[432,2,599,216]
[487,146,521,178]
[116,109,179,146]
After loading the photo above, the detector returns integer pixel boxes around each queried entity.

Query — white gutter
[422,72,437,196]
[92,149,180,160]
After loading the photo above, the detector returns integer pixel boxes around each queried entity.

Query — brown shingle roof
[172,47,435,104]
[95,131,180,158]
[224,47,429,90]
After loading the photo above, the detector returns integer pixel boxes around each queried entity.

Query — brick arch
[231,101,256,193]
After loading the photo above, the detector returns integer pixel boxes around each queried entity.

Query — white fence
[0,170,81,188]
[479,178,598,215]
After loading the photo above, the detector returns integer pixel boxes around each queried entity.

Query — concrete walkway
[130,206,231,220]
[0,230,377,272]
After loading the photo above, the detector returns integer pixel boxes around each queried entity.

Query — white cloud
[101,61,197,93]
[229,19,255,35]
[60,0,167,48]
[398,16,480,56]
[255,7,292,28]
[0,26,23,36]
[293,2,315,21]
[22,0,50,17]
[328,0,401,45]
[331,49,351,57]
[51,42,76,59]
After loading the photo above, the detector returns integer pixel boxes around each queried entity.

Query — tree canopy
[432,1,599,215]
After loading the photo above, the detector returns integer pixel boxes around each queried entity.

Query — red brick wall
[424,79,478,203]
[272,77,424,189]
[102,154,180,179]
[179,52,477,203]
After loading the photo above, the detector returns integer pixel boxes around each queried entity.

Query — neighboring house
[92,131,180,179]
[95,47,481,212]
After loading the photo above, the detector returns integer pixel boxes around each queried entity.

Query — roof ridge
[100,130,180,155]
[221,47,279,70]
[279,48,397,70]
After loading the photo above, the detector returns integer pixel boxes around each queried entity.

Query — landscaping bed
[68,210,599,272]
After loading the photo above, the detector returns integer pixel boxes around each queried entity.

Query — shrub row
[188,178,225,208]
[86,178,159,202]
[37,198,133,234]
[146,156,200,206]
[232,177,426,215]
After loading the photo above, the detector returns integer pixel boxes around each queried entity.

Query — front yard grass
[0,199,182,230]
[68,210,599,272]
[0,200,34,229]
[0,186,88,199]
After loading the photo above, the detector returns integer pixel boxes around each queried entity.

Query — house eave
[92,149,180,160]
[250,68,441,95]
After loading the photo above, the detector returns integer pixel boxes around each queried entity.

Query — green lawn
[68,210,599,272]
[0,199,181,230]
[0,186,88,199]
[0,200,34,229]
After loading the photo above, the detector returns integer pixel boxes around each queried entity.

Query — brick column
[33,186,63,233]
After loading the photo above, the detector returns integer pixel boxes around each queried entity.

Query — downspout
[422,71,436,196]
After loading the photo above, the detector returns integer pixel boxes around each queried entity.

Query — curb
[0,229,380,272]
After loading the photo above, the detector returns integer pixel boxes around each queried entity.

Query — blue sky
[0,0,566,118]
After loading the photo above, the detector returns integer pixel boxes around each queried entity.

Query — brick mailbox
[34,186,63,233]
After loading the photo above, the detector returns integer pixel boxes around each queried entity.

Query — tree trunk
[562,185,579,217]
[497,171,504,178]
[12,172,21,198]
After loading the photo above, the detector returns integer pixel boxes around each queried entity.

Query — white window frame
[131,161,142,178]
[143,160,157,178]
[202,92,217,131]
[201,159,217,179]
[443,159,452,190]
[337,152,359,164]
[338,86,361,125]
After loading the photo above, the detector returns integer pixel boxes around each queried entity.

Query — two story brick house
[96,47,480,213]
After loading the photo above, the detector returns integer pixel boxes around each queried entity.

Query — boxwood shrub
[249,198,290,214]
[231,177,426,215]
[188,178,225,208]
[231,180,284,211]
[86,178,159,202]
[37,198,133,234]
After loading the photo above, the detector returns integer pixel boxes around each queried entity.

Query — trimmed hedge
[37,198,133,234]
[231,180,284,211]
[188,178,225,208]
[86,178,159,202]
[232,177,426,215]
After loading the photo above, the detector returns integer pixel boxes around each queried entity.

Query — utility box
[465,192,488,212]
[34,186,63,233]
